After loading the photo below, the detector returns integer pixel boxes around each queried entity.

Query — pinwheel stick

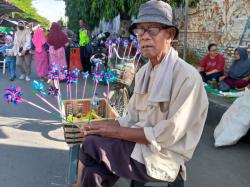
[107,82,110,102]
[34,93,63,115]
[127,43,133,58]
[92,80,98,100]
[82,78,87,99]
[21,98,81,129]
[115,43,120,65]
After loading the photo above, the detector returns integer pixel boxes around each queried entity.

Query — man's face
[209,46,217,57]
[134,22,174,59]
[79,20,84,27]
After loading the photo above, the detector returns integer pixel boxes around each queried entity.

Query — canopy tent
[0,1,24,16]
[0,19,17,28]
[12,17,38,24]
[0,27,12,34]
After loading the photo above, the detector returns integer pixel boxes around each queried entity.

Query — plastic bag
[214,88,250,147]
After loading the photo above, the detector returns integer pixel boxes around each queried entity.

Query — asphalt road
[0,64,250,187]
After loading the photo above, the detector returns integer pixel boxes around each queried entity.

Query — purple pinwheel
[48,64,60,80]
[48,69,60,80]
[92,72,103,99]
[116,37,121,45]
[104,71,116,84]
[66,71,77,100]
[60,66,68,80]
[47,86,59,97]
[92,72,103,83]
[66,71,77,85]
[105,39,112,48]
[130,35,138,46]
[92,58,103,73]
[104,71,116,101]
[4,86,23,104]
[72,68,80,78]
[123,39,129,48]
[72,68,80,99]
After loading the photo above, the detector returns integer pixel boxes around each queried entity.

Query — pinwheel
[32,81,63,115]
[3,86,80,129]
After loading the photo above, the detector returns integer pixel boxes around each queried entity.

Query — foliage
[8,0,50,27]
[186,49,200,66]
[64,0,200,32]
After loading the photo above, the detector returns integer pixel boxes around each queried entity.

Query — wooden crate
[62,98,118,145]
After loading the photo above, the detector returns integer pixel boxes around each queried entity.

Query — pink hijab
[32,27,47,53]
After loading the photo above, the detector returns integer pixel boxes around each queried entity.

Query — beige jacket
[118,48,208,182]
[13,29,31,56]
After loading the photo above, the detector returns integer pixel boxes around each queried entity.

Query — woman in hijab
[220,47,250,89]
[47,22,69,71]
[32,26,49,80]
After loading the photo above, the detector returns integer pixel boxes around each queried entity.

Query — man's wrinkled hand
[83,120,120,138]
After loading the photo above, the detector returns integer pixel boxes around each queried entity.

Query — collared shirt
[118,54,208,182]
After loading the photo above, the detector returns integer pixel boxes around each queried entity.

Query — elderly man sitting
[74,1,208,187]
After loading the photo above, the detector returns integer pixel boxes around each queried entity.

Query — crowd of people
[197,43,250,91]
[0,19,90,82]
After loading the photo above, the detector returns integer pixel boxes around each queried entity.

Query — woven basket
[62,98,118,145]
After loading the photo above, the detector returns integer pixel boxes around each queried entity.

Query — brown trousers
[16,53,32,76]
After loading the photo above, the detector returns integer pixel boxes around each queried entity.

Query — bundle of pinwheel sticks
[3,63,119,146]
[62,98,118,145]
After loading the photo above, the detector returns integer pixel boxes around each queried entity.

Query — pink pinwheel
[104,71,116,101]
[92,72,103,100]
[72,68,80,99]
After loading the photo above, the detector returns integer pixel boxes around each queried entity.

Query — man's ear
[169,28,176,40]
[165,28,176,40]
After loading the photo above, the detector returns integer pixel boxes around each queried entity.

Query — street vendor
[75,1,208,187]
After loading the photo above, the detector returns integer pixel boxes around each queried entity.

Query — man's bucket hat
[129,0,179,39]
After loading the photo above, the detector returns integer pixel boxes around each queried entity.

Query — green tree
[9,0,50,27]
[64,0,200,32]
